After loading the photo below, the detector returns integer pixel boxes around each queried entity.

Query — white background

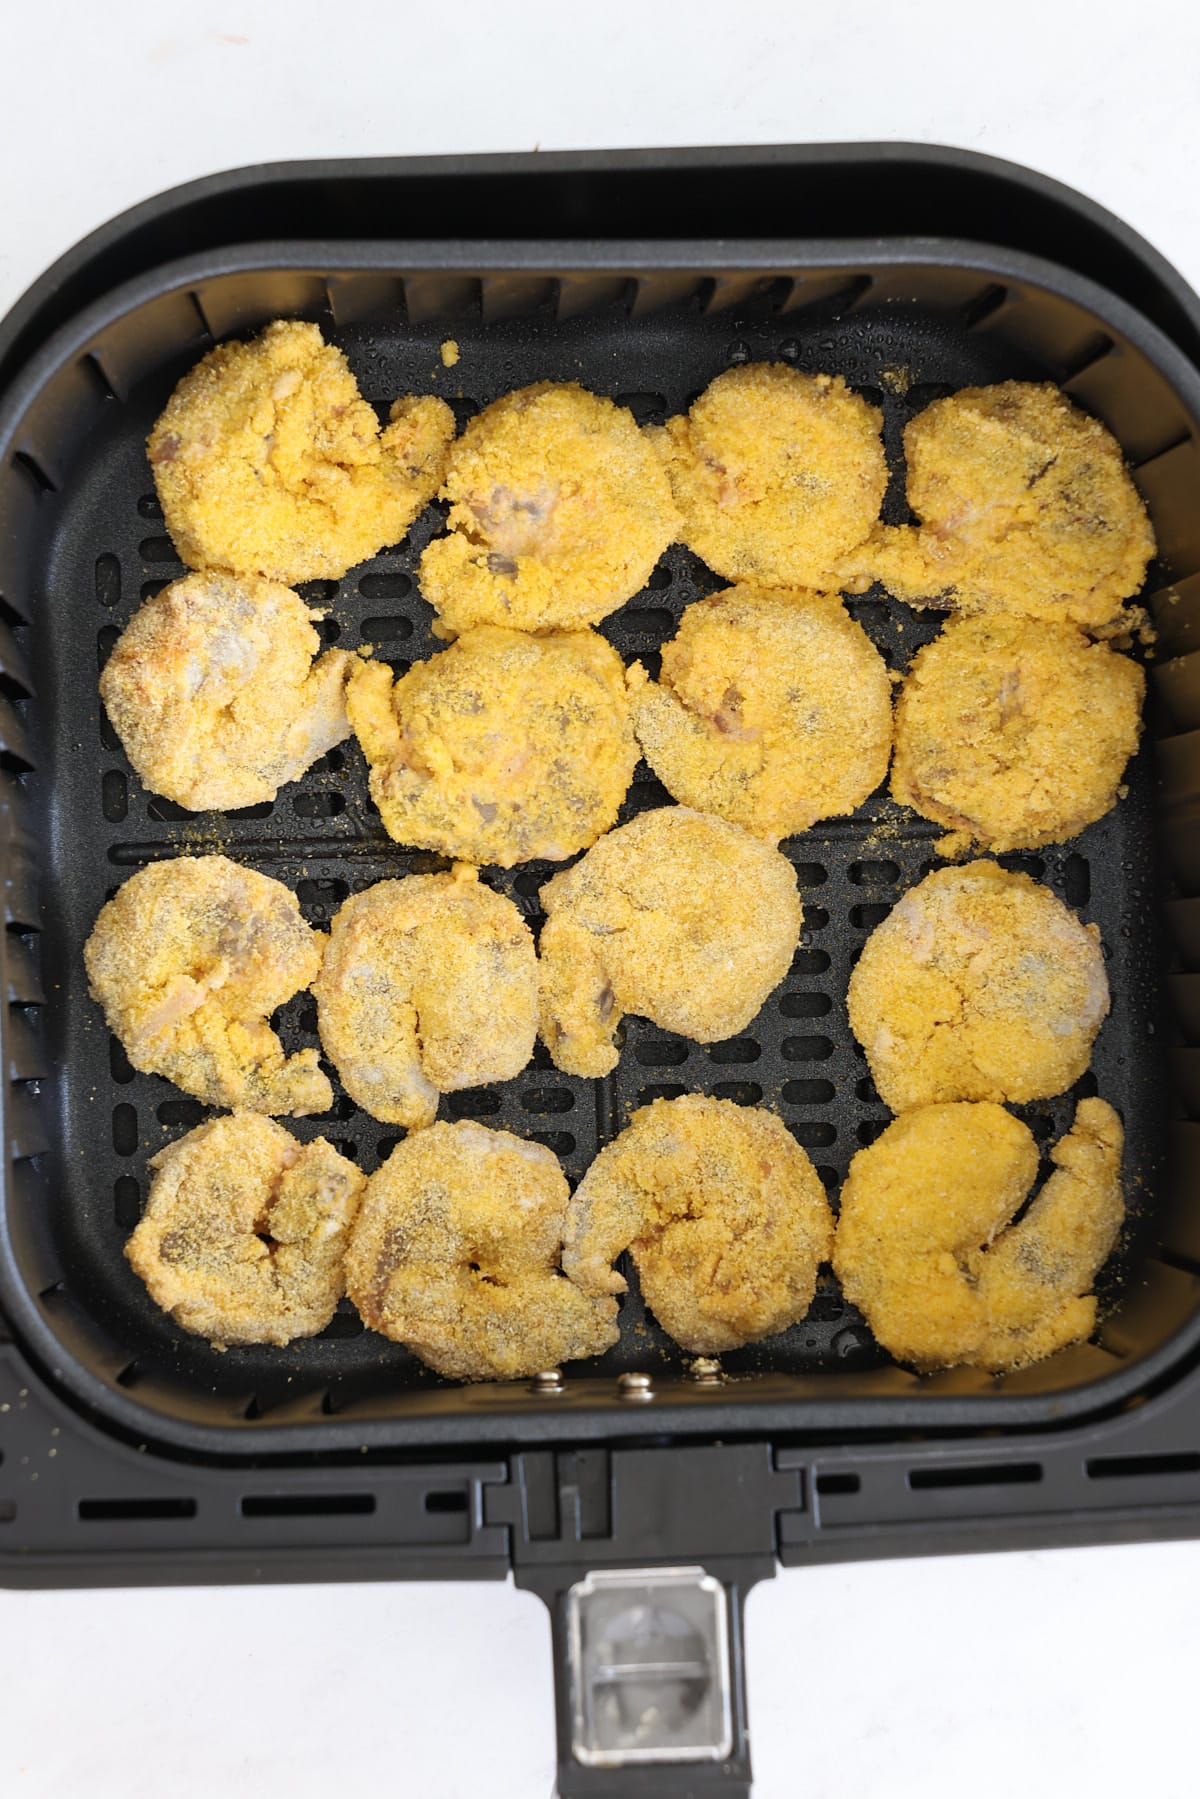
[3,3,1200,1794]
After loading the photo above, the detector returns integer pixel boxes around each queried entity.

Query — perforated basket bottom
[34,297,1166,1416]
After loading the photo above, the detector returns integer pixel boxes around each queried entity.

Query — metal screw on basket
[687,1357,724,1385]
[617,1371,655,1401]
[530,1369,565,1395]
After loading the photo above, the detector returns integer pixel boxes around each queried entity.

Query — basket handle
[518,1557,769,1797]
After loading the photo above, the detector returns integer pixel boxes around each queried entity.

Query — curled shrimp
[84,855,331,1115]
[345,1121,619,1380]
[847,860,1109,1112]
[418,382,679,635]
[651,363,887,589]
[833,1097,1125,1372]
[100,571,352,810]
[313,865,537,1130]
[537,806,803,1077]
[127,1113,365,1346]
[148,319,454,583]
[839,382,1154,634]
[563,1095,835,1353]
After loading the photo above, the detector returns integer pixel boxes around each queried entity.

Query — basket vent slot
[1086,1452,1200,1480]
[424,1489,468,1514]
[815,1472,860,1496]
[240,1493,375,1518]
[78,1497,196,1521]
[908,1462,1042,1491]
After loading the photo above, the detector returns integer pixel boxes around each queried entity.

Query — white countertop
[3,4,1200,1794]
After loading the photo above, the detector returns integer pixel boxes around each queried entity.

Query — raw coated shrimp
[537,806,803,1077]
[345,1121,619,1379]
[833,1098,1125,1372]
[100,572,352,811]
[651,363,887,588]
[847,860,1109,1112]
[418,382,679,635]
[629,584,893,840]
[347,626,638,867]
[127,1113,365,1346]
[890,612,1144,856]
[149,319,454,583]
[840,382,1154,634]
[313,865,537,1129]
[84,855,331,1115]
[563,1095,835,1353]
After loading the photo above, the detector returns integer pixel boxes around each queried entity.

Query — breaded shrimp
[84,855,331,1115]
[629,585,893,840]
[346,626,638,866]
[841,382,1154,633]
[833,1098,1124,1372]
[345,1121,619,1379]
[564,1095,834,1352]
[148,319,455,582]
[537,806,803,1077]
[313,865,537,1129]
[891,613,1144,854]
[419,382,679,634]
[651,363,887,587]
[99,572,352,810]
[127,1113,364,1346]
[847,860,1109,1112]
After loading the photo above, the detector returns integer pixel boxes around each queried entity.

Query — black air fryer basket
[3,146,1200,1796]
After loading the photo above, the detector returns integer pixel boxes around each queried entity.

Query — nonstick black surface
[31,296,1167,1415]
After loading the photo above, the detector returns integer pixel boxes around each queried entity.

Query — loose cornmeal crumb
[440,339,460,368]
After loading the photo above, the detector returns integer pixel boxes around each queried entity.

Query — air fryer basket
[4,146,1200,1797]
[0,237,1195,1456]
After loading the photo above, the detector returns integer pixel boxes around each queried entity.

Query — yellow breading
[833,1098,1124,1372]
[629,585,892,840]
[345,1121,619,1380]
[847,861,1108,1112]
[537,806,803,1077]
[651,363,887,587]
[418,382,679,634]
[84,855,331,1115]
[99,572,353,810]
[892,613,1145,854]
[841,382,1154,632]
[563,1095,834,1353]
[148,319,455,583]
[127,1114,365,1347]
[346,626,638,866]
[313,866,537,1130]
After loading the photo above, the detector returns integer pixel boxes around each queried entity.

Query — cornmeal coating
[651,364,887,587]
[892,614,1144,854]
[841,383,1154,632]
[127,1114,364,1347]
[630,585,892,840]
[346,626,638,866]
[834,1098,1124,1372]
[346,1122,619,1380]
[538,806,803,1077]
[419,382,679,634]
[148,319,455,582]
[85,856,331,1115]
[564,1096,834,1353]
[847,861,1108,1112]
[99,572,352,810]
[313,866,537,1130]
